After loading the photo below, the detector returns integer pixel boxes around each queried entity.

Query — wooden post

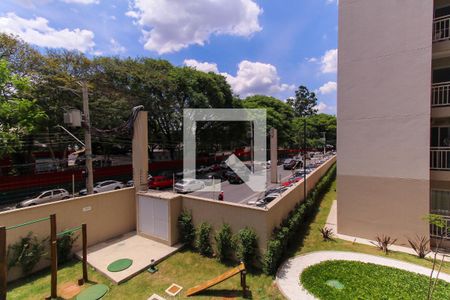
[82,224,88,283]
[241,270,247,298]
[50,214,57,299]
[0,226,6,300]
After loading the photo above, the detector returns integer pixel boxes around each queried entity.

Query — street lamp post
[303,119,307,202]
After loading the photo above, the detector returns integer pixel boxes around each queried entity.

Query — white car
[79,180,124,195]
[174,179,205,193]
[16,189,70,208]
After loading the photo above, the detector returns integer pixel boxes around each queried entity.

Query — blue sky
[0,0,338,114]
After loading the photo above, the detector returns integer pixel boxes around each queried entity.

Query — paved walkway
[276,251,450,300]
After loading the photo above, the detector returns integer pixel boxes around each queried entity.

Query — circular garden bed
[300,260,450,300]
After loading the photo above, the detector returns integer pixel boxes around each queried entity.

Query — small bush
[263,239,283,275]
[319,227,334,241]
[407,235,430,259]
[371,235,397,254]
[178,210,196,248]
[196,222,212,256]
[214,223,234,262]
[57,232,79,265]
[7,232,47,274]
[236,227,258,267]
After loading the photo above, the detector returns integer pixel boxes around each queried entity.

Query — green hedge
[263,163,337,275]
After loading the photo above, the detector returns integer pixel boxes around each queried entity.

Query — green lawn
[300,260,450,300]
[7,250,282,299]
[7,179,450,299]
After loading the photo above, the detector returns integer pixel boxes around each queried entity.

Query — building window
[431,189,450,215]
[431,126,450,147]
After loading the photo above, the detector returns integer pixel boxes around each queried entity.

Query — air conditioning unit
[63,109,82,127]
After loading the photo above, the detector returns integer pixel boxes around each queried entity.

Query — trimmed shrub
[236,227,258,267]
[214,223,234,262]
[263,163,336,275]
[57,232,79,265]
[178,210,196,248]
[196,222,213,256]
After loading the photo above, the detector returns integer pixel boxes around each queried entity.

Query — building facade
[338,0,450,250]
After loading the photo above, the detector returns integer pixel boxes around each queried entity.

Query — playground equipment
[0,214,88,300]
[186,262,247,297]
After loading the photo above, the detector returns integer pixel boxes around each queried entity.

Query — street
[190,165,300,205]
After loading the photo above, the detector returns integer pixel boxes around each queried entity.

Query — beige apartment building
[338,0,450,250]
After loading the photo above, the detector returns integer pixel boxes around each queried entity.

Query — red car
[281,176,303,187]
[149,176,174,190]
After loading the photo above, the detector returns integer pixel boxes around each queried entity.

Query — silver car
[16,189,70,208]
[174,179,205,193]
[79,180,124,195]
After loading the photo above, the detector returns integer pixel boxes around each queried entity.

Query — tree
[424,214,449,300]
[287,85,318,117]
[0,59,47,159]
[292,114,336,149]
[242,95,295,147]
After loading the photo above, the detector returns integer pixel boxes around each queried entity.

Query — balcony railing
[432,82,450,107]
[433,16,450,42]
[430,215,450,240]
[430,148,450,170]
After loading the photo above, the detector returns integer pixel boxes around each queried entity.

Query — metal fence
[430,148,450,170]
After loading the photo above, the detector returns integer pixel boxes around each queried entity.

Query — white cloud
[62,0,99,4]
[184,59,219,73]
[315,101,335,114]
[306,57,318,63]
[320,49,337,74]
[224,60,295,97]
[183,59,293,97]
[0,12,95,52]
[326,0,338,5]
[110,38,126,54]
[317,81,337,95]
[127,0,262,54]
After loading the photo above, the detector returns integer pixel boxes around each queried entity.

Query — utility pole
[303,119,307,201]
[322,132,326,155]
[82,82,94,194]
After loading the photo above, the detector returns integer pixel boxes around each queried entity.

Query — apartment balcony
[433,15,450,58]
[432,82,450,117]
[431,148,450,170]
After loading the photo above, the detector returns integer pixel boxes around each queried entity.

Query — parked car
[264,186,288,196]
[149,176,174,190]
[16,189,70,208]
[220,160,228,169]
[197,165,210,173]
[225,169,249,184]
[283,158,302,170]
[293,169,312,177]
[207,164,221,172]
[281,176,303,187]
[126,174,152,187]
[248,192,281,207]
[174,179,205,193]
[79,180,124,195]
[198,172,226,185]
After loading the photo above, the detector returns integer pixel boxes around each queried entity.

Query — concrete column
[270,128,278,183]
[132,111,148,192]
